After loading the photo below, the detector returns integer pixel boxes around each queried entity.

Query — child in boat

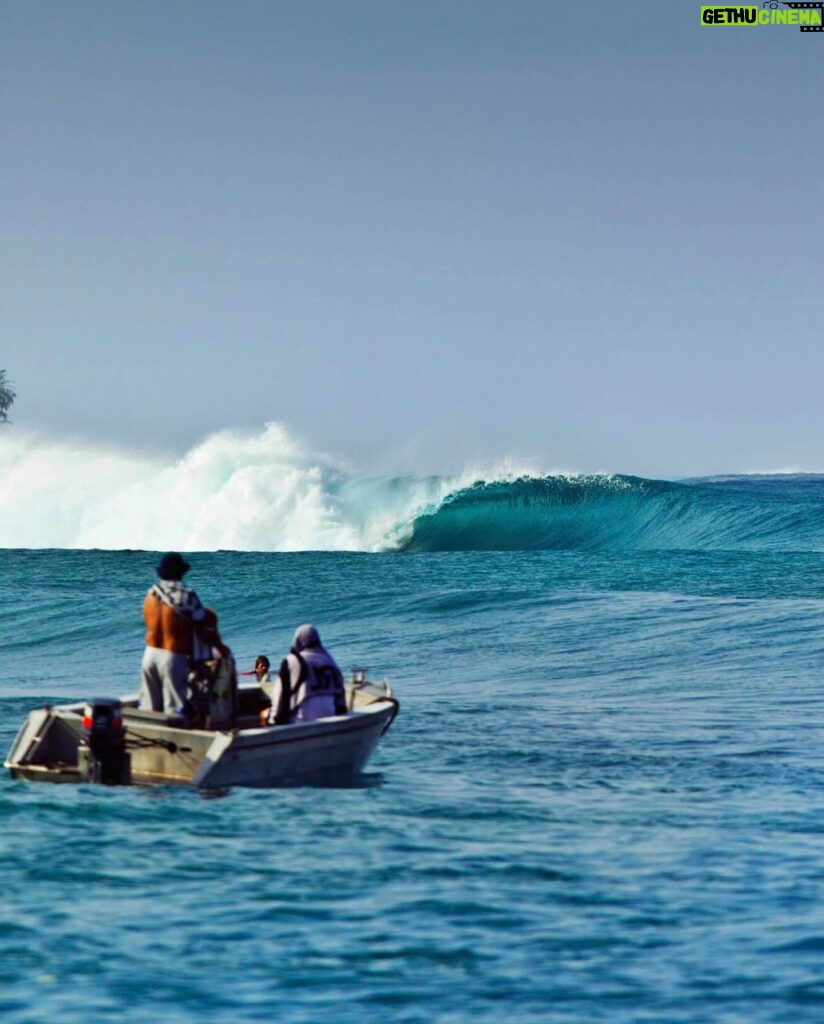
[240,655,271,682]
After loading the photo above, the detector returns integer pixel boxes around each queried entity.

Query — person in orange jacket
[140,552,227,714]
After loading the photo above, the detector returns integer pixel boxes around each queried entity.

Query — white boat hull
[5,682,399,789]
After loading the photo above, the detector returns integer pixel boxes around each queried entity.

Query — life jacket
[143,592,195,655]
[284,646,346,722]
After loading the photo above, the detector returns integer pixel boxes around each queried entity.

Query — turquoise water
[2,476,824,1021]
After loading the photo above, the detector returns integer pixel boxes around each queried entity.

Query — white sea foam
[0,423,543,551]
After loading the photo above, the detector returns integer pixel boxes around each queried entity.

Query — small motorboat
[5,673,399,789]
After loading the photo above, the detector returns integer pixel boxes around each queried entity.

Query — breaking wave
[0,423,484,552]
[1,424,823,553]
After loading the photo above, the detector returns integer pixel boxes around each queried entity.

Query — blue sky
[2,0,822,477]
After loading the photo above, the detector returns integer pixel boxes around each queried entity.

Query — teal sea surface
[2,474,824,1022]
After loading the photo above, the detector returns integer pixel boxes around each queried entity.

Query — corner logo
[701,3,824,30]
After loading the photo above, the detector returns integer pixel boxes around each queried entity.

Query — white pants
[140,647,189,713]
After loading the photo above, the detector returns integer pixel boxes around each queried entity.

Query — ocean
[2,428,824,1022]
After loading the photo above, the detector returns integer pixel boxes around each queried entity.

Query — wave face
[399,474,824,553]
[2,425,824,552]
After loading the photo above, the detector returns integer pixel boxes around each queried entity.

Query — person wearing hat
[140,552,227,714]
[262,624,347,726]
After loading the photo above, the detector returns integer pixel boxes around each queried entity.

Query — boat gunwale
[227,700,397,750]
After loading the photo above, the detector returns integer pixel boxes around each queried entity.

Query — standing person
[265,624,347,725]
[140,552,227,714]
[188,606,237,729]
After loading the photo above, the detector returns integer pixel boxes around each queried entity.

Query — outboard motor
[78,698,131,785]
